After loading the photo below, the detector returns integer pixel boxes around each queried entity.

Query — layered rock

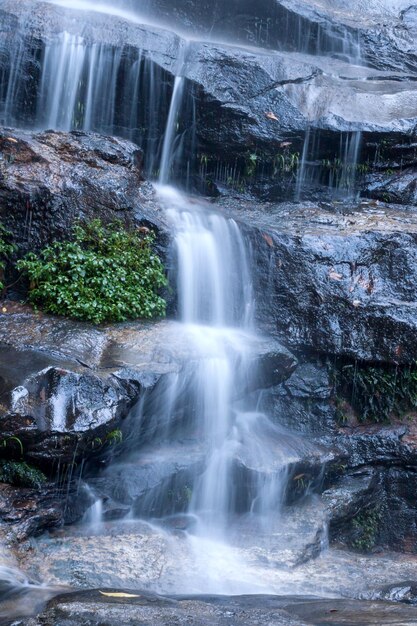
[0,0,416,198]
[0,128,168,261]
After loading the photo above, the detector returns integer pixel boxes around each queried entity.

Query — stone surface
[229,199,417,364]
[17,590,417,626]
[0,1,416,199]
[364,169,417,206]
[0,128,170,278]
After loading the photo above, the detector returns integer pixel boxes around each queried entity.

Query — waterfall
[150,186,300,539]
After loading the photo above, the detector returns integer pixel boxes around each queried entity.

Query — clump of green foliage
[336,362,417,423]
[18,220,167,324]
[0,223,16,291]
[350,508,381,552]
[0,461,46,489]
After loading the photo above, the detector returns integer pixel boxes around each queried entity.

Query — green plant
[273,150,300,175]
[245,152,258,177]
[336,362,417,423]
[1,436,24,456]
[18,219,167,324]
[105,429,123,446]
[0,461,46,489]
[351,508,381,552]
[0,223,16,291]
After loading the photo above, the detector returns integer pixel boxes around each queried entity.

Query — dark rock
[284,363,333,400]
[230,199,417,363]
[378,468,417,553]
[0,128,169,270]
[322,469,381,545]
[18,589,417,626]
[0,483,65,541]
[88,444,204,517]
[364,168,417,206]
[0,2,416,199]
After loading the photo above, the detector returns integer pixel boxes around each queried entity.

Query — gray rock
[0,2,416,200]
[364,169,417,206]
[233,200,417,363]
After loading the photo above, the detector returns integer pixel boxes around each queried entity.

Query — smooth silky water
[0,0,345,605]
[2,0,415,617]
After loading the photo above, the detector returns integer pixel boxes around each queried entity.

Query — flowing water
[1,0,415,617]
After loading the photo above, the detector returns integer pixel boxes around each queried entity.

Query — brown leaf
[99,591,140,598]
[5,137,18,143]
[265,111,279,121]
[329,271,343,281]
[262,233,274,247]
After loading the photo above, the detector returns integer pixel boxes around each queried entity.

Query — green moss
[17,219,167,324]
[0,461,46,489]
[350,508,381,552]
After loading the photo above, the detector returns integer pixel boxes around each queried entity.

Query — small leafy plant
[334,361,417,423]
[0,223,16,291]
[0,461,46,489]
[350,508,381,552]
[18,220,167,324]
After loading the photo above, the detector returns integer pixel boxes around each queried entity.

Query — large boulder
[0,128,168,261]
[230,198,417,364]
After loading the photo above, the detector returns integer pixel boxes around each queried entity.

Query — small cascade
[0,29,196,180]
[296,128,362,201]
[83,488,103,527]
[39,32,87,130]
[118,181,313,549]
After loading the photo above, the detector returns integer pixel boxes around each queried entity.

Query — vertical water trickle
[295,127,311,201]
[337,130,362,198]
[159,42,190,185]
[39,32,86,130]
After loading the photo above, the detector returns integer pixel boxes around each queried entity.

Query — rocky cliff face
[0,1,417,618]
[0,0,416,199]
[0,125,417,560]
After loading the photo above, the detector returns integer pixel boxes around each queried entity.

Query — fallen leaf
[279,141,292,148]
[5,137,18,143]
[265,111,279,121]
[329,271,343,281]
[293,473,305,481]
[99,591,140,598]
[262,233,274,247]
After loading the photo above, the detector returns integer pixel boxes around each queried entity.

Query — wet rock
[364,168,417,206]
[322,469,381,545]
[0,128,168,258]
[88,444,204,517]
[261,361,338,434]
[20,590,311,626]
[368,580,417,605]
[0,1,416,199]
[378,468,417,553]
[233,199,417,363]
[0,483,65,542]
[18,589,417,626]
[284,363,333,400]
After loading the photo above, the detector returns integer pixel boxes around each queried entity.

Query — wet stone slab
[14,590,417,626]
